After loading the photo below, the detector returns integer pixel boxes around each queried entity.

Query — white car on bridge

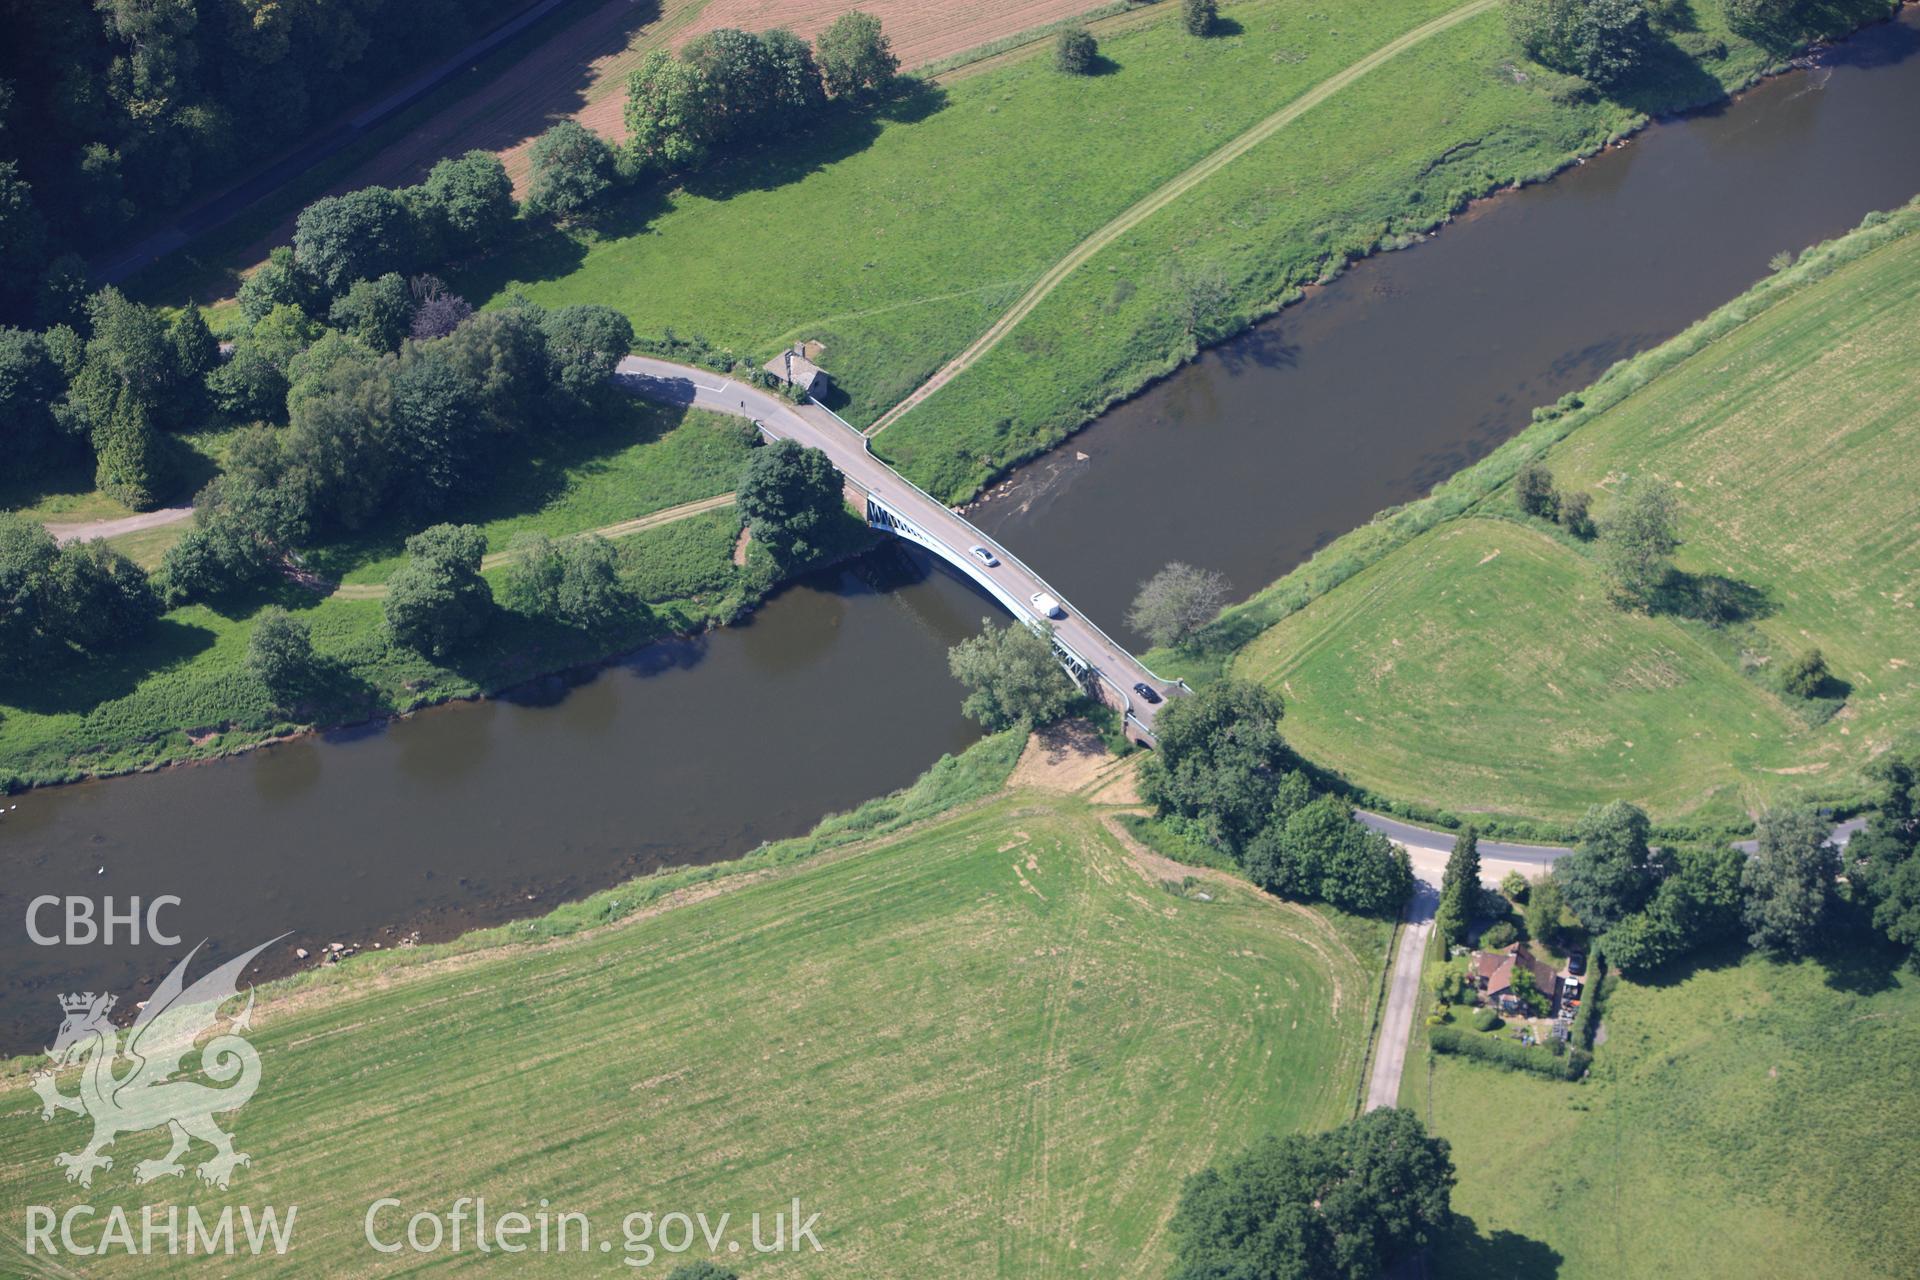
[1030,592,1064,619]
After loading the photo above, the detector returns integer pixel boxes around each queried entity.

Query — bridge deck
[614,355,1178,741]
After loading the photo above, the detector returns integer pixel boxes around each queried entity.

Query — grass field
[1405,945,1920,1279]
[0,406,785,789]
[1228,204,1920,827]
[0,735,1386,1277]
[467,0,1481,425]
[446,0,1883,501]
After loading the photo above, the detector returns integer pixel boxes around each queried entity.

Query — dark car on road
[1567,953,1587,976]
[1133,683,1162,704]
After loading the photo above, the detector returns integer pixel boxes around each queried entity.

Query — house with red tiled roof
[1470,942,1560,1014]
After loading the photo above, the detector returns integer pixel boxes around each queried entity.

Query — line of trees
[623,13,899,182]
[1141,680,1413,916]
[0,0,527,323]
[0,512,158,673]
[1539,757,1920,973]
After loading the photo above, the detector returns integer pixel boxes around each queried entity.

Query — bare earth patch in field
[1008,718,1114,792]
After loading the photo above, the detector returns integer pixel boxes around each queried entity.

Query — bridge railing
[809,400,1190,703]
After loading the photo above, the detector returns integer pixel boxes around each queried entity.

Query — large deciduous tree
[293,186,418,297]
[1507,0,1653,87]
[1556,800,1660,933]
[624,51,714,176]
[736,438,842,565]
[946,617,1077,731]
[384,523,492,657]
[815,11,897,97]
[1139,679,1289,849]
[1126,561,1229,649]
[1169,1108,1454,1280]
[526,121,616,224]
[1741,807,1838,957]
[246,606,316,708]
[1598,477,1681,610]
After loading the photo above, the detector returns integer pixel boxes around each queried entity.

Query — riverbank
[1211,199,1920,832]
[869,0,1907,501]
[0,400,881,793]
[0,731,1389,1278]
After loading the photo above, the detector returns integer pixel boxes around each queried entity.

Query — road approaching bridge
[614,355,1181,742]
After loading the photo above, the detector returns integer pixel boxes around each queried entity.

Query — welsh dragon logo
[31,936,284,1190]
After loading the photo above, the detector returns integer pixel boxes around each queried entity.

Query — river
[3,8,1917,1051]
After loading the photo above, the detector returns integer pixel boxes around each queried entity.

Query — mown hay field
[1235,214,1920,825]
[0,752,1384,1277]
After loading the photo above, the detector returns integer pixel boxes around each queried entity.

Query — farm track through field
[327,490,736,600]
[865,0,1502,436]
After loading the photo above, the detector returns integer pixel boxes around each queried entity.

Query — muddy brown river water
[3,8,1918,1050]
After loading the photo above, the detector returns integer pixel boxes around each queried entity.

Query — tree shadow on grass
[1433,1215,1565,1278]
[1816,911,1906,995]
[0,618,219,716]
[1652,570,1774,626]
[1608,35,1735,116]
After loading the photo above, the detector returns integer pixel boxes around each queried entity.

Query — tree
[415,151,514,260]
[1125,561,1229,649]
[1502,869,1529,902]
[762,28,828,117]
[237,246,320,323]
[1168,1108,1454,1280]
[1525,872,1567,947]
[1507,0,1652,87]
[156,474,306,604]
[293,186,418,296]
[736,438,842,565]
[1555,800,1660,933]
[0,327,69,476]
[0,513,60,670]
[664,1264,738,1280]
[1779,647,1830,699]
[1741,807,1838,957]
[0,162,48,318]
[947,617,1077,730]
[247,606,316,706]
[1183,0,1219,35]
[1724,0,1800,40]
[1139,679,1289,849]
[329,272,414,352]
[1597,477,1680,610]
[504,532,565,617]
[683,28,781,138]
[1514,461,1559,519]
[1508,965,1550,1016]
[40,539,159,654]
[526,120,616,223]
[1436,826,1482,946]
[624,50,714,175]
[1054,27,1098,74]
[1601,841,1742,970]
[1557,488,1594,539]
[389,339,484,513]
[541,304,634,402]
[557,535,634,628]
[408,275,473,341]
[816,11,898,97]
[1848,751,1920,954]
[384,523,493,657]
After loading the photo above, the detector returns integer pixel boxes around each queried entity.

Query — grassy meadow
[0,735,1388,1277]
[1227,203,1920,827]
[1407,945,1920,1279]
[445,0,1889,500]
[0,405,788,789]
